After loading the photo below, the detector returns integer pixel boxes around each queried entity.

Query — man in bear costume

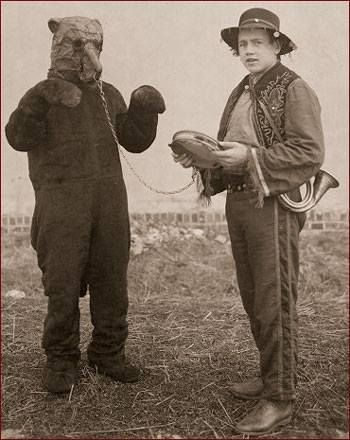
[5,16,165,393]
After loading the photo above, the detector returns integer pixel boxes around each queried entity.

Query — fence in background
[2,209,348,235]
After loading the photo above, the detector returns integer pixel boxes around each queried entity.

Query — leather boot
[88,361,140,383]
[42,361,78,394]
[230,377,264,399]
[235,399,292,435]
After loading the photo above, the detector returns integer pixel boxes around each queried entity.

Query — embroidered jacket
[204,62,325,205]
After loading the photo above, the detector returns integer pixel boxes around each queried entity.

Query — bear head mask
[48,16,103,83]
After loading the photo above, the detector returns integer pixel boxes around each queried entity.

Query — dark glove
[129,85,166,115]
[18,79,81,119]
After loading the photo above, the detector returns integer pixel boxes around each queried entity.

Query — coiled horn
[278,169,339,213]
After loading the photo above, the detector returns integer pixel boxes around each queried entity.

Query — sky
[1,1,349,213]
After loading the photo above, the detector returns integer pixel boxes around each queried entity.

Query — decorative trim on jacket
[200,61,324,207]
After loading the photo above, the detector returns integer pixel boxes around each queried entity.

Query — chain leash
[96,79,198,195]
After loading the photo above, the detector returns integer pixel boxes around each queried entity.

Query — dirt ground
[1,226,349,439]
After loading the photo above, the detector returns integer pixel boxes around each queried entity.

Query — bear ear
[48,18,61,34]
[93,19,102,29]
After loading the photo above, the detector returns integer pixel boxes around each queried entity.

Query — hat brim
[221,26,297,55]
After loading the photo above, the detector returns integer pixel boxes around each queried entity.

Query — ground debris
[1,230,348,439]
[214,234,227,244]
[5,290,26,299]
[1,429,25,439]
[130,224,214,256]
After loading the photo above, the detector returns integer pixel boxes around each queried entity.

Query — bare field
[1,227,349,439]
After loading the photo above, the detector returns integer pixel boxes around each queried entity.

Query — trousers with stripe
[226,192,306,401]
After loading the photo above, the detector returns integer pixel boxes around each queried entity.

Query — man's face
[238,28,279,74]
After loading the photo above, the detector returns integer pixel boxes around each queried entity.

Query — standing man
[173,8,324,435]
[5,16,165,394]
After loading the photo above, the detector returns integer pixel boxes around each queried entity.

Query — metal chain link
[96,79,198,195]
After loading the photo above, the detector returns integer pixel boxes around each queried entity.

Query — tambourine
[169,130,221,169]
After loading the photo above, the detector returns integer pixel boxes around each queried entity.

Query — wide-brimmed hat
[221,8,297,55]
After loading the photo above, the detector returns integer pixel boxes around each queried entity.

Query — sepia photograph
[1,1,348,439]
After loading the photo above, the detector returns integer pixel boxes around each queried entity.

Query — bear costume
[5,16,165,393]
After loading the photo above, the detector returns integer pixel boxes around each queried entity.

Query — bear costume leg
[31,182,93,392]
[31,179,139,392]
[86,178,139,383]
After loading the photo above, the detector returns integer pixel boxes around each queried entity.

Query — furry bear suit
[5,16,166,393]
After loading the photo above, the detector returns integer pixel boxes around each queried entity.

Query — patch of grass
[1,229,349,439]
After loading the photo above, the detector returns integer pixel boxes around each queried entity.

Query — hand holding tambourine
[169,130,248,170]
[169,130,222,169]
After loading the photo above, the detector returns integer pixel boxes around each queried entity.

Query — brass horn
[277,169,340,213]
